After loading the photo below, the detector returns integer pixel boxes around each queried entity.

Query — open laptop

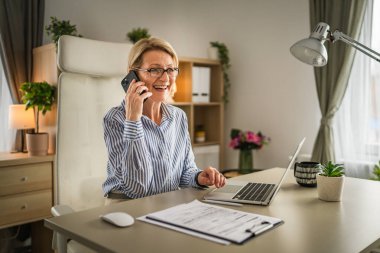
[204,138,305,206]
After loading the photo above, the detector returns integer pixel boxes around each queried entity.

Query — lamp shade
[290,38,328,66]
[8,104,36,129]
[290,22,331,67]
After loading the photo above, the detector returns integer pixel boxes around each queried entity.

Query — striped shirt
[102,100,202,199]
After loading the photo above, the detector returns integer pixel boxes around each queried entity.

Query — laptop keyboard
[233,183,276,202]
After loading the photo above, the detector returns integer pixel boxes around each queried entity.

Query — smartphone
[121,70,140,92]
[121,70,148,102]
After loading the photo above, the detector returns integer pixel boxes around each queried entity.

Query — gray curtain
[0,0,44,103]
[310,0,368,164]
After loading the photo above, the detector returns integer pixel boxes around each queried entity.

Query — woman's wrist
[195,171,208,188]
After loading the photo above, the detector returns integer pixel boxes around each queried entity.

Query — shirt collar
[121,100,174,122]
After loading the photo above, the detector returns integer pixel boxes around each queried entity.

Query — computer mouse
[100,212,134,227]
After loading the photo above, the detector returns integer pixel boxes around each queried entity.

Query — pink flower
[229,137,240,149]
[229,128,270,150]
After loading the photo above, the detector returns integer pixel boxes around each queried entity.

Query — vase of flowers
[229,128,270,174]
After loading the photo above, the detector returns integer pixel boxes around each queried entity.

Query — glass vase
[238,149,254,174]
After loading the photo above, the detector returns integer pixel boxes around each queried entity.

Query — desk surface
[44,168,380,253]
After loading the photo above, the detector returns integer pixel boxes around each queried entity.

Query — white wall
[44,0,320,169]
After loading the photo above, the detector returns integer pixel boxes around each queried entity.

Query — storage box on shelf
[173,57,224,168]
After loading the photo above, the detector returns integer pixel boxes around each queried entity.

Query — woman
[102,37,226,200]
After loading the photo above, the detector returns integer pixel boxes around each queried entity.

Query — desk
[44,168,380,253]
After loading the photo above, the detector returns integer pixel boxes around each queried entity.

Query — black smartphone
[121,70,148,102]
[121,70,140,92]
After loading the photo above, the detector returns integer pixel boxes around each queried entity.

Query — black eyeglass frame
[132,67,180,78]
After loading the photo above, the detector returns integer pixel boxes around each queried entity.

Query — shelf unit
[173,57,224,168]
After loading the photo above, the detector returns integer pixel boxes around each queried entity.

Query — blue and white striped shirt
[102,100,202,199]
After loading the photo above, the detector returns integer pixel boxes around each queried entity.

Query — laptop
[204,138,305,206]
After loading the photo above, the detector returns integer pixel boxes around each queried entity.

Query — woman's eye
[150,68,162,74]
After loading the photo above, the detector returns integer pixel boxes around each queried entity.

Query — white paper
[138,215,231,245]
[138,200,282,244]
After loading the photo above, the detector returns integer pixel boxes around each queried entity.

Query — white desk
[44,168,380,253]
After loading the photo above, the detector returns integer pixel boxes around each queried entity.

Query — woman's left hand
[197,167,226,188]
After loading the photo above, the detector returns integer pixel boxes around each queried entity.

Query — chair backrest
[56,35,132,210]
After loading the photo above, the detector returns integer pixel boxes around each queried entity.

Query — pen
[202,199,243,207]
[245,222,274,235]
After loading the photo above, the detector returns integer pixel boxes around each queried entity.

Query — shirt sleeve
[103,113,154,198]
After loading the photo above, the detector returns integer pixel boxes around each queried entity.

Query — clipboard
[138,200,283,245]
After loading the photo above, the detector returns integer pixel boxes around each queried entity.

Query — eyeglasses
[133,67,179,78]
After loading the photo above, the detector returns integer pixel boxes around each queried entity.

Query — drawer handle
[21,177,28,182]
[21,204,28,210]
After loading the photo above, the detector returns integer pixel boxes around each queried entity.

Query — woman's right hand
[125,79,152,121]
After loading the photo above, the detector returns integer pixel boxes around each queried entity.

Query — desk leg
[31,220,53,253]
[56,233,68,253]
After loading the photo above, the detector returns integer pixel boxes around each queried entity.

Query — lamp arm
[331,30,380,62]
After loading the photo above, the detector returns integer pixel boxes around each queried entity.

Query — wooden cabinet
[0,153,54,253]
[32,43,58,155]
[0,153,54,228]
[174,57,224,168]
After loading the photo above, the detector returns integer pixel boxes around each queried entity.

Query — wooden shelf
[174,57,224,168]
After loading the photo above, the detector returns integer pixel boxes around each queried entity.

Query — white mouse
[100,212,134,227]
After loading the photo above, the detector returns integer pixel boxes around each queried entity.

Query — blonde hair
[128,37,178,69]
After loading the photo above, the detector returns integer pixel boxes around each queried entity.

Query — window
[0,51,16,152]
[334,0,380,179]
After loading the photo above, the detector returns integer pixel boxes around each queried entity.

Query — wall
[44,0,320,169]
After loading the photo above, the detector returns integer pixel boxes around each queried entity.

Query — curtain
[335,0,380,179]
[309,0,368,164]
[0,58,16,152]
[0,0,44,152]
[0,0,44,103]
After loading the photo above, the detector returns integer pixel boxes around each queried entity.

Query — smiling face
[137,50,177,103]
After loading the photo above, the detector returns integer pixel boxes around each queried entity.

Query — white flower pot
[316,174,345,202]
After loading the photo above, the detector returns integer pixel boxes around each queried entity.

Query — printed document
[138,200,283,244]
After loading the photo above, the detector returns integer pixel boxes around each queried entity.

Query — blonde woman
[103,38,226,201]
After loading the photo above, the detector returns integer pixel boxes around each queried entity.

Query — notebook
[204,138,305,206]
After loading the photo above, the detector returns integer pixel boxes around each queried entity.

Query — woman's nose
[159,71,169,82]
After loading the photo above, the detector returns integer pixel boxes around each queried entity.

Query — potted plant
[45,16,82,47]
[316,161,345,201]
[228,128,270,174]
[370,161,380,181]
[20,81,55,156]
[209,41,231,104]
[127,27,151,44]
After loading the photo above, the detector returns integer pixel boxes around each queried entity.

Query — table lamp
[8,104,36,153]
[290,22,380,66]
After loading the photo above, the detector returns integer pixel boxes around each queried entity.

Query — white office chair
[56,35,132,211]
[53,35,132,253]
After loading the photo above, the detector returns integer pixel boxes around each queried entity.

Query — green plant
[45,16,82,46]
[127,27,151,44]
[210,41,231,104]
[370,161,380,181]
[20,81,55,134]
[319,161,344,177]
